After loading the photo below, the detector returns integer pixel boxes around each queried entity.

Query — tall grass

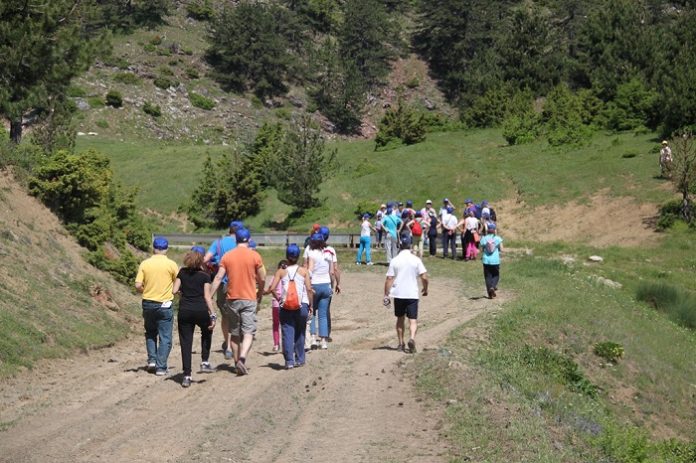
[636,282,696,330]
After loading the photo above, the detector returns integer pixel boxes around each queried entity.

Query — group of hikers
[134,198,503,388]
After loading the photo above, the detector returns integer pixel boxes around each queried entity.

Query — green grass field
[77,128,672,233]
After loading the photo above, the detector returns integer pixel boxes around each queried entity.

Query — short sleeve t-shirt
[386,250,427,300]
[361,220,371,237]
[382,214,402,238]
[480,235,503,265]
[220,246,264,301]
[136,254,178,302]
[465,216,479,231]
[307,248,332,285]
[207,236,237,264]
[177,268,211,312]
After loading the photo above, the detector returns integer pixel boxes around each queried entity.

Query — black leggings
[428,233,437,256]
[483,264,500,291]
[178,309,212,376]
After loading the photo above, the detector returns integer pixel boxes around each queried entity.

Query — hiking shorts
[222,299,257,337]
[394,298,419,320]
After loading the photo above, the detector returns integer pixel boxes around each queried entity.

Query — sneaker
[147,362,156,371]
[356,262,361,266]
[221,341,227,352]
[272,345,280,353]
[200,361,214,372]
[285,364,294,370]
[397,343,405,352]
[155,369,168,376]
[487,288,496,299]
[182,376,192,388]
[407,339,417,354]
[235,360,248,376]
[320,339,328,350]
[224,349,233,360]
[310,336,318,350]
[366,262,373,266]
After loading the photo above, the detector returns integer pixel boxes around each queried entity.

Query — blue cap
[310,232,324,242]
[386,207,393,214]
[235,227,251,243]
[320,226,330,241]
[488,223,497,230]
[481,200,489,206]
[446,206,454,213]
[415,211,422,218]
[406,200,413,207]
[465,198,473,203]
[400,234,412,247]
[153,237,168,250]
[229,220,244,229]
[286,243,300,259]
[248,239,257,249]
[362,213,370,219]
[191,245,206,254]
[401,210,410,219]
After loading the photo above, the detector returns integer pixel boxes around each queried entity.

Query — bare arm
[172,277,181,295]
[419,272,429,296]
[384,276,395,298]
[209,266,227,297]
[332,260,341,294]
[135,281,144,293]
[203,251,214,264]
[264,269,283,299]
[301,268,314,313]
[204,282,217,330]
[255,265,266,304]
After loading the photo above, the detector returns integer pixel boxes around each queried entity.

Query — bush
[113,72,141,85]
[149,35,162,46]
[636,282,696,330]
[593,342,624,363]
[143,102,162,117]
[420,112,462,133]
[502,110,542,145]
[601,78,659,131]
[544,84,594,146]
[102,55,130,70]
[88,96,105,108]
[105,90,123,108]
[67,85,86,97]
[186,67,200,79]
[95,120,109,129]
[187,0,215,20]
[517,345,599,397]
[153,76,176,89]
[657,200,683,230]
[353,200,380,219]
[189,92,216,110]
[143,43,157,53]
[375,103,426,150]
[405,77,420,89]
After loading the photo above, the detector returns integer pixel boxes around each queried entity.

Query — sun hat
[662,140,669,145]
[235,227,251,243]
[426,199,432,204]
[191,245,206,255]
[380,204,386,208]
[286,243,300,259]
[363,213,370,219]
[153,237,169,250]
[481,200,489,206]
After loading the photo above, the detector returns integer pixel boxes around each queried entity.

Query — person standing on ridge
[135,237,178,376]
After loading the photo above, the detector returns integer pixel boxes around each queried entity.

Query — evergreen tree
[271,116,337,212]
[206,1,294,98]
[0,1,105,143]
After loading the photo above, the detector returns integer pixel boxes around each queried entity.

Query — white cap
[426,199,432,204]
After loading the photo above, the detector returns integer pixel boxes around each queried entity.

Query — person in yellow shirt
[135,237,178,375]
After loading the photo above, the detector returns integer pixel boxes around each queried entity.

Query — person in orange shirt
[209,228,266,375]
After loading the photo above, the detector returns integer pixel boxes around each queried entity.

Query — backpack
[484,236,498,255]
[283,268,301,310]
[489,208,497,222]
[411,220,422,237]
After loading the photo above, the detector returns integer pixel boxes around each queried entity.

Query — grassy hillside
[78,128,674,236]
[0,172,139,377]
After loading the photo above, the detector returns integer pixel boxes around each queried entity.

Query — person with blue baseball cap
[304,232,335,350]
[203,220,243,360]
[356,214,376,265]
[135,237,179,375]
[265,244,313,369]
[381,207,403,263]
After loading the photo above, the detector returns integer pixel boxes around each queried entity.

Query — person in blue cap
[356,213,376,265]
[320,226,341,342]
[135,237,179,375]
[479,223,504,298]
[265,244,313,369]
[304,232,334,349]
[204,220,243,360]
[382,207,402,263]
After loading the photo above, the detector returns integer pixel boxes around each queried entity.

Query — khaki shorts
[222,299,257,337]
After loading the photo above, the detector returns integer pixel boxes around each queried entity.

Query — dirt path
[0,272,499,463]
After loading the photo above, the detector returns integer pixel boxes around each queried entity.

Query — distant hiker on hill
[660,140,673,178]
[383,235,428,353]
[203,220,243,361]
[173,248,216,388]
[135,237,178,376]
[209,228,266,375]
[479,223,504,299]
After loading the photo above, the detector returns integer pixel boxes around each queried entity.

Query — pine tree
[0,1,105,143]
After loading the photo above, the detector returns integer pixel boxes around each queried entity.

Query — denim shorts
[222,299,257,337]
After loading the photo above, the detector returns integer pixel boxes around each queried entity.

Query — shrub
[88,96,105,108]
[186,67,200,79]
[601,78,659,131]
[102,55,130,70]
[516,345,599,397]
[353,200,380,219]
[67,85,86,97]
[274,107,291,120]
[143,102,162,117]
[153,76,175,89]
[95,120,109,129]
[656,200,682,230]
[143,43,157,53]
[375,103,426,150]
[405,77,420,89]
[502,110,542,145]
[113,72,141,85]
[593,342,624,363]
[158,66,174,77]
[189,92,216,110]
[149,35,162,46]
[105,90,123,108]
[544,84,594,146]
[420,112,462,133]
[187,0,215,20]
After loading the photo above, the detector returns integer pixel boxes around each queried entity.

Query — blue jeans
[142,300,174,370]
[310,283,332,337]
[280,304,309,367]
[356,236,372,263]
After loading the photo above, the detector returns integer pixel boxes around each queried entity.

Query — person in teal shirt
[479,223,504,299]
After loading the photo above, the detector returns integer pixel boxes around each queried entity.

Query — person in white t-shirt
[383,235,428,353]
[356,214,376,265]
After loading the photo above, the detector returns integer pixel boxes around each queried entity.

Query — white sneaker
[366,262,374,266]
[311,335,318,350]
[321,339,328,350]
